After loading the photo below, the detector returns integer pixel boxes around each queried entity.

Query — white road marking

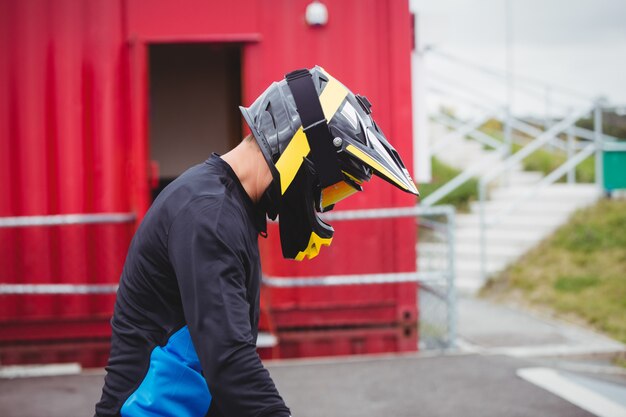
[0,363,82,379]
[517,367,626,417]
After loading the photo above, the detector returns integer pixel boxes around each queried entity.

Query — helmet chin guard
[240,66,418,260]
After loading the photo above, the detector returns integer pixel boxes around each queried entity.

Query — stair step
[455,272,488,295]
[426,123,603,294]
[455,258,512,274]
[455,212,570,229]
[490,184,600,200]
[438,150,500,171]
[494,171,544,186]
[469,199,595,214]
[418,241,523,265]
[456,228,546,246]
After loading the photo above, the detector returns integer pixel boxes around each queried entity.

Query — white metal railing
[421,46,619,208]
[0,207,458,349]
[478,103,604,281]
[263,205,457,350]
[0,212,136,228]
[0,284,119,294]
[421,49,618,288]
[0,212,135,294]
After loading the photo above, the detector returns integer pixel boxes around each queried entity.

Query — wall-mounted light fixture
[305,1,328,27]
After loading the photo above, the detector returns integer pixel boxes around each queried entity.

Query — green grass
[614,354,626,369]
[481,199,626,343]
[418,157,478,211]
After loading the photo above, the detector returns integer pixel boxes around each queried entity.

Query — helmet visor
[319,174,363,211]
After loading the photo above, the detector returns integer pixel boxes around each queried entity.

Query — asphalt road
[0,353,596,417]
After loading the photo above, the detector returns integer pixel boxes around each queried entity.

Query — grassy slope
[418,157,478,211]
[481,198,626,344]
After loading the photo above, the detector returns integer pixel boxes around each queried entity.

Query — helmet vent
[340,102,358,130]
[355,95,372,114]
[264,102,276,129]
[317,74,329,91]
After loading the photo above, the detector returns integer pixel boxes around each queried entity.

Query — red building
[0,0,417,366]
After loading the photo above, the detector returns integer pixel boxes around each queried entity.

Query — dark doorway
[148,43,242,200]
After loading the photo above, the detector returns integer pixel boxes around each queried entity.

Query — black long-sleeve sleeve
[95,155,290,417]
[168,197,290,417]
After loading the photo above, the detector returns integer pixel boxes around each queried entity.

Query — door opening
[148,43,242,200]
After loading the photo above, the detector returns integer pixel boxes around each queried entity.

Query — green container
[602,141,626,191]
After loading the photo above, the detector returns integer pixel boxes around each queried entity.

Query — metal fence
[264,205,457,350]
[0,213,135,296]
[1,206,458,351]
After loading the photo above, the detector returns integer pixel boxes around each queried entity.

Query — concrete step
[495,170,544,186]
[453,241,521,257]
[418,241,523,266]
[468,199,594,215]
[455,212,571,230]
[455,274,486,295]
[438,148,499,171]
[455,257,512,276]
[455,227,550,245]
[422,130,603,295]
[490,183,600,201]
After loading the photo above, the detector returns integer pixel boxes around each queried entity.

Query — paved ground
[1,296,625,417]
[457,296,625,357]
[0,354,604,417]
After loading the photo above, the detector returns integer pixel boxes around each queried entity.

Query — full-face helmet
[240,66,419,260]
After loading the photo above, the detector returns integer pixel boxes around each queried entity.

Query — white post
[594,101,604,193]
[411,12,432,184]
[566,127,575,184]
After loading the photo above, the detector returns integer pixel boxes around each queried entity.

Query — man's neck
[220,137,273,203]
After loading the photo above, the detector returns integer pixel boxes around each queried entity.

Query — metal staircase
[417,50,613,294]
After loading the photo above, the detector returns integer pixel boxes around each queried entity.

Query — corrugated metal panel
[0,0,133,364]
[0,0,417,364]
[277,325,418,358]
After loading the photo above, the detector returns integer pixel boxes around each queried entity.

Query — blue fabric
[121,326,211,417]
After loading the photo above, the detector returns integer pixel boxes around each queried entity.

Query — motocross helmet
[240,66,418,260]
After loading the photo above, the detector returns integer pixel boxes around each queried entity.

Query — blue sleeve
[167,197,290,417]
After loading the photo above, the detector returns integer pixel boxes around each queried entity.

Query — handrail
[0,284,119,294]
[480,106,595,185]
[428,49,592,102]
[478,104,600,281]
[433,112,504,150]
[431,112,498,154]
[570,126,620,143]
[423,47,611,291]
[270,205,457,349]
[429,74,505,108]
[0,212,136,228]
[420,146,507,208]
[428,83,502,113]
[486,143,595,227]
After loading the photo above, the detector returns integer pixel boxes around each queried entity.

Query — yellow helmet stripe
[275,129,310,195]
[345,144,411,191]
[319,70,349,122]
[294,232,333,261]
[276,70,348,194]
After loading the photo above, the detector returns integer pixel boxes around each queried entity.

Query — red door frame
[127,34,261,221]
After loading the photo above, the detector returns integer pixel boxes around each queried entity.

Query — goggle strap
[285,69,343,188]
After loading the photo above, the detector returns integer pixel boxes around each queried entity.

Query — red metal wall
[0,0,417,365]
[244,0,417,340]
[0,0,134,365]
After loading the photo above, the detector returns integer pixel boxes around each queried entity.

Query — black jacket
[95,155,290,417]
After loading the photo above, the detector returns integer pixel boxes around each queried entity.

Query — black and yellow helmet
[241,66,418,261]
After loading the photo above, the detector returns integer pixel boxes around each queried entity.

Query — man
[95,66,418,417]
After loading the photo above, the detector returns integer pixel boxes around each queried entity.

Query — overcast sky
[410,0,626,116]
